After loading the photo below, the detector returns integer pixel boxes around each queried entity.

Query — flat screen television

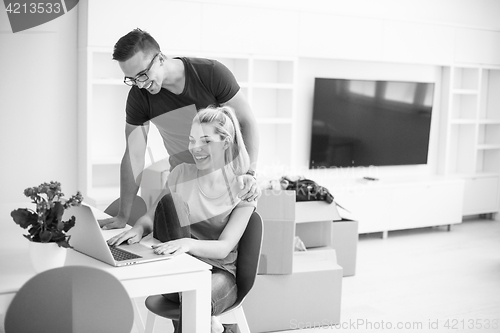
[309,78,435,168]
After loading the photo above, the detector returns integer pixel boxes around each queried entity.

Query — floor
[275,216,500,333]
[2,217,499,333]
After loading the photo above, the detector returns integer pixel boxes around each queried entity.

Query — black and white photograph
[1,1,499,332]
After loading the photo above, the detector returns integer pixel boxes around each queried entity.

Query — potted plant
[10,181,83,272]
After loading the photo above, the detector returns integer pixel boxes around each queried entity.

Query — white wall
[200,0,500,31]
[0,7,78,214]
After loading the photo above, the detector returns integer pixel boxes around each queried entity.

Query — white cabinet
[334,186,392,234]
[333,178,464,236]
[463,177,500,216]
[440,65,500,215]
[388,181,464,231]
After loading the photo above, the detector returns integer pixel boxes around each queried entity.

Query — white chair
[4,266,134,333]
[144,211,264,333]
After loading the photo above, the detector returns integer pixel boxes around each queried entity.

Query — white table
[0,222,212,333]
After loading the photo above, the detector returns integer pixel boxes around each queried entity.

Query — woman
[108,105,256,333]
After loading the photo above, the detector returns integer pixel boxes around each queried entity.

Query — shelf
[209,56,249,83]
[444,66,500,199]
[451,89,479,95]
[251,87,293,119]
[477,144,500,150]
[450,93,478,119]
[480,68,500,119]
[477,119,500,124]
[252,59,294,85]
[478,123,500,147]
[452,66,480,90]
[477,149,500,174]
[450,119,477,125]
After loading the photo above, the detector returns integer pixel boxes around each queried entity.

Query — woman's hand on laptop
[151,239,192,256]
[107,215,153,246]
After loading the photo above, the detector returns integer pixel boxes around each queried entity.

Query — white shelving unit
[441,65,500,216]
[78,46,296,208]
[212,55,296,168]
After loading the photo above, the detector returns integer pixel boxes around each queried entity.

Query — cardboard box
[331,219,358,276]
[295,221,331,248]
[295,200,342,223]
[294,200,342,250]
[256,190,296,275]
[243,249,343,332]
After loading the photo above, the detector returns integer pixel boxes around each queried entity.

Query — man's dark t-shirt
[125,57,240,168]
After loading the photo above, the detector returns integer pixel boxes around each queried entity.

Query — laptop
[64,203,174,267]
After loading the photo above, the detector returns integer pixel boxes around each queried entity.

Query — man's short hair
[113,28,160,62]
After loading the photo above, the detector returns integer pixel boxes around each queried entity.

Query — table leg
[181,270,212,332]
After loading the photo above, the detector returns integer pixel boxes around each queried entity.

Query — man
[99,28,260,230]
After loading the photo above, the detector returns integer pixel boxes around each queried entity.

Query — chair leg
[226,307,250,333]
[132,298,146,333]
[144,311,157,333]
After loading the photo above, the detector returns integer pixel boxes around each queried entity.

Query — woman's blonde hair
[194,105,250,176]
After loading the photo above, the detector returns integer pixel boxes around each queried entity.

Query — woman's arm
[152,206,254,258]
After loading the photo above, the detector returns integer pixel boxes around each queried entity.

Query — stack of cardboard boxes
[242,190,358,332]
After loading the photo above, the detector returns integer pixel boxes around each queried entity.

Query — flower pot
[29,241,67,273]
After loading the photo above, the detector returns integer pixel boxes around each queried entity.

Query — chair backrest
[227,211,264,311]
[4,265,134,333]
[105,195,147,226]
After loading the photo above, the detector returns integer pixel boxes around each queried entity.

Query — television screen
[310,78,435,168]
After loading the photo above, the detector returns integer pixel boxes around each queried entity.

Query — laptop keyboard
[109,246,142,261]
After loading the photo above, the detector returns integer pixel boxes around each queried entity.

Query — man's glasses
[123,52,161,86]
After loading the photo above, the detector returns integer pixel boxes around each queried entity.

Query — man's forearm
[118,151,143,220]
[243,122,259,173]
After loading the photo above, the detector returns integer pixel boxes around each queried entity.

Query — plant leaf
[39,230,52,243]
[28,223,41,235]
[57,238,72,248]
[50,230,65,243]
[11,209,37,229]
[63,216,76,232]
